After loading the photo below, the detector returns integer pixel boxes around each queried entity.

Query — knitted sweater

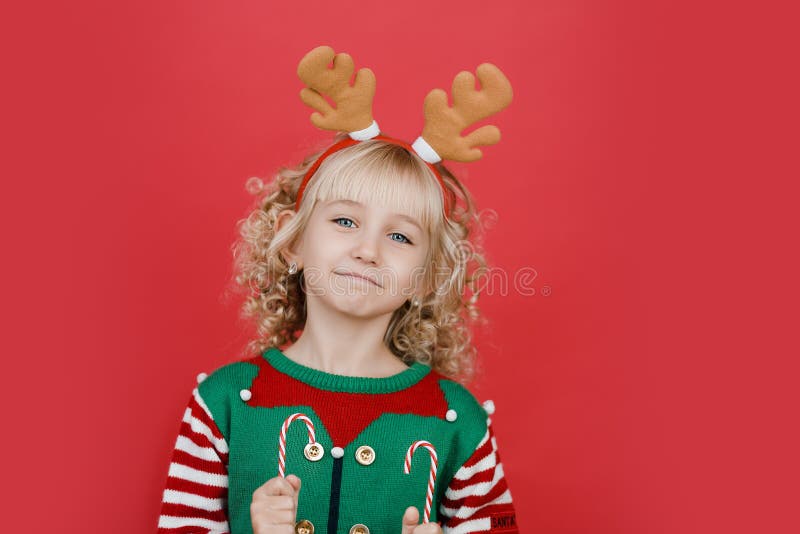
[158,347,518,533]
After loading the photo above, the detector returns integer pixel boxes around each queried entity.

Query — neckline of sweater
[261,347,431,394]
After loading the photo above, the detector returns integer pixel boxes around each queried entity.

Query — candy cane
[403,440,439,523]
[277,413,317,478]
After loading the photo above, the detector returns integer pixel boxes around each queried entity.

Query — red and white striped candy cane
[403,440,439,523]
[277,412,316,478]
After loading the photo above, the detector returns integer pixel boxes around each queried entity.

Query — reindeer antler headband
[294,45,513,218]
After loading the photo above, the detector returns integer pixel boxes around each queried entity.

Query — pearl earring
[410,295,421,307]
[288,261,298,275]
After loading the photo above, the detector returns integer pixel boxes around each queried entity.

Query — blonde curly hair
[228,133,491,383]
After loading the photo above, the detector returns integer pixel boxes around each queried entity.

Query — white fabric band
[411,136,442,164]
[348,120,381,141]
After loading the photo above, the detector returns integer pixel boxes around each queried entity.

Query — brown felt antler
[419,63,513,162]
[296,45,376,133]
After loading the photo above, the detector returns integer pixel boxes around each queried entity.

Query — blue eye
[390,232,412,244]
[333,217,355,228]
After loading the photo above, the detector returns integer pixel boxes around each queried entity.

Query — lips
[335,271,382,288]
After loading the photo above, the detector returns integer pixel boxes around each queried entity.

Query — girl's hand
[250,474,302,534]
[401,506,444,534]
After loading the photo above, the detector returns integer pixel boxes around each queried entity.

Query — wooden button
[304,442,324,461]
[295,519,314,534]
[355,445,375,465]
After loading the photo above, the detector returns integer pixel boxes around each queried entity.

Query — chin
[325,294,402,319]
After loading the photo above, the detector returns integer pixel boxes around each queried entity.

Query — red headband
[294,135,452,218]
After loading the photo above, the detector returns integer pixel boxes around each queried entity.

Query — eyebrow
[325,199,423,231]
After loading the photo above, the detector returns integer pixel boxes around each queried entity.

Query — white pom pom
[196,372,208,383]
[445,409,458,422]
[482,399,495,415]
[239,389,252,401]
[331,446,344,459]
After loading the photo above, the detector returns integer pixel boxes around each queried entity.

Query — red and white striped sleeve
[439,417,519,533]
[157,387,231,533]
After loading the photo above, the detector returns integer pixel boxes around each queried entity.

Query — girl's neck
[283,298,408,378]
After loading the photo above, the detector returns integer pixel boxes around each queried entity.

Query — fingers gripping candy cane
[403,440,439,523]
[278,413,323,478]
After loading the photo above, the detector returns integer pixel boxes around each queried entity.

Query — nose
[352,230,380,265]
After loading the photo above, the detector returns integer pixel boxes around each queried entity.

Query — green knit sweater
[158,347,518,533]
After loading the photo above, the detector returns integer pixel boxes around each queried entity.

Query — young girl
[158,45,518,534]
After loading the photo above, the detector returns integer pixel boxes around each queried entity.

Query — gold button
[355,445,375,465]
[304,442,324,461]
[295,519,314,534]
[349,524,369,534]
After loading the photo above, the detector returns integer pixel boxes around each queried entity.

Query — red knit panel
[445,503,518,532]
[463,432,494,468]
[447,465,496,491]
[246,356,449,447]
[171,449,227,475]
[487,503,519,533]
[159,502,228,523]
[158,527,227,534]
[163,477,227,499]
[179,422,229,467]
[443,475,509,510]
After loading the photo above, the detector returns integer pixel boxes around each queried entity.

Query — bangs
[306,140,444,231]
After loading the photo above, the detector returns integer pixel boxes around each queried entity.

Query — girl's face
[295,198,431,320]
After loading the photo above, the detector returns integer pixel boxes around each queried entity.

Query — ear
[274,209,303,268]
[407,268,435,306]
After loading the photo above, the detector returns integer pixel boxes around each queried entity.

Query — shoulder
[434,374,490,438]
[196,355,262,401]
[192,354,263,439]
[434,374,489,420]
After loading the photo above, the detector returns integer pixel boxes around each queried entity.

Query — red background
[3,1,798,533]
